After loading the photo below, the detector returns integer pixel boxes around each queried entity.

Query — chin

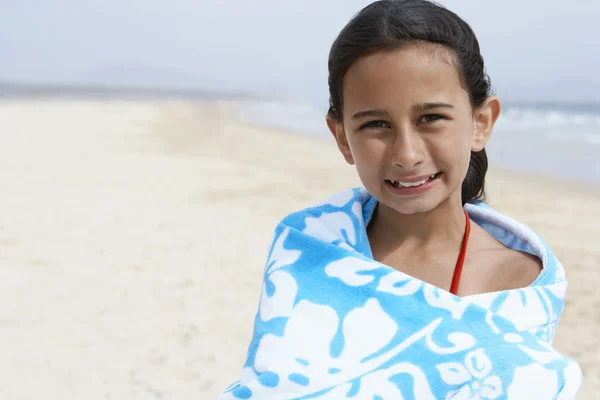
[366,183,444,215]
[386,197,442,215]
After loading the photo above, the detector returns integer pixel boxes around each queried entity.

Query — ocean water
[234,99,600,184]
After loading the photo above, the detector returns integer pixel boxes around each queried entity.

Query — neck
[367,194,467,255]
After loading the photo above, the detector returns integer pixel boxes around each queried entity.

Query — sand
[0,99,597,399]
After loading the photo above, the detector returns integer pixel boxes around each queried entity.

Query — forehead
[342,45,467,111]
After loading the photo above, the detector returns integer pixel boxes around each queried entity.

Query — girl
[218,1,582,398]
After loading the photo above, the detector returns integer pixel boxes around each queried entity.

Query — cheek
[348,136,386,168]
[453,136,474,173]
[456,127,475,177]
[433,125,473,170]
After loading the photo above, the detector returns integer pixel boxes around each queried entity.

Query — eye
[418,114,445,124]
[360,120,391,130]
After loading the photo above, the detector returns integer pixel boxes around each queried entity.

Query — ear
[472,96,501,152]
[326,114,355,165]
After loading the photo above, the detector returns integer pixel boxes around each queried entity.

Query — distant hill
[0,80,262,101]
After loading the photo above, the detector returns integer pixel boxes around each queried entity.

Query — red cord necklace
[449,210,471,296]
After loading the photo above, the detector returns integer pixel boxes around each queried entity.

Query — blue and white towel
[218,187,582,399]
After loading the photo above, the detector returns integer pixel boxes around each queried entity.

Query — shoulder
[468,221,544,291]
[466,201,564,285]
[498,248,544,290]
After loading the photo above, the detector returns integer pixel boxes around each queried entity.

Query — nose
[390,127,425,170]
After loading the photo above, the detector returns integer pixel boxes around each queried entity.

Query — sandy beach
[0,98,597,399]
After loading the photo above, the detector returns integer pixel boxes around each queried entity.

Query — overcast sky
[1,0,598,106]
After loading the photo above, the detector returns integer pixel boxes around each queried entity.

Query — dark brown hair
[327,0,491,204]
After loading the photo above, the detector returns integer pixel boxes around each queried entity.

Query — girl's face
[327,45,499,215]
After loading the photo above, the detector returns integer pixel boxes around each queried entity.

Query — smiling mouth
[386,172,442,188]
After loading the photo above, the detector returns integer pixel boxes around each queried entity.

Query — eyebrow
[351,108,389,120]
[413,102,454,111]
[351,102,454,120]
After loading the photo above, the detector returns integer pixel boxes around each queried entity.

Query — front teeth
[394,178,427,187]
[390,174,438,188]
